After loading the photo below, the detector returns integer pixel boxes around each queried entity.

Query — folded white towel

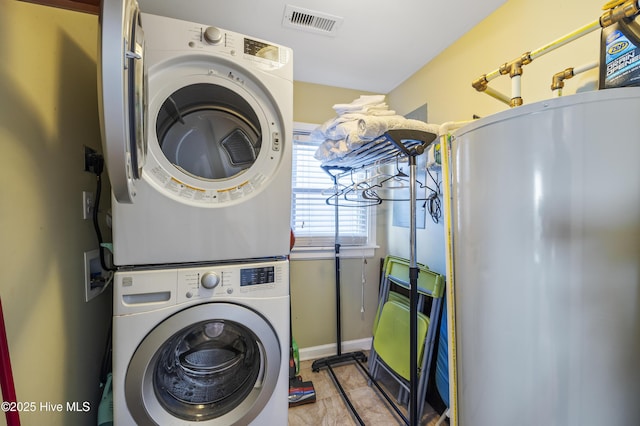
[353,115,438,141]
[311,112,402,143]
[310,116,361,143]
[355,115,405,140]
[314,118,440,162]
[332,95,386,114]
[334,103,396,116]
[312,94,441,164]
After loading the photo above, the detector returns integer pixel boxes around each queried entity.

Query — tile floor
[288,355,446,426]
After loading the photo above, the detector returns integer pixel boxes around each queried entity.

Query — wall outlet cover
[84,249,106,302]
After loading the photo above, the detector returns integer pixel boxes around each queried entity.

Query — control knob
[201,272,220,289]
[204,27,223,45]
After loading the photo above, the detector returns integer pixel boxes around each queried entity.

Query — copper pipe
[600,0,640,27]
[471,75,489,92]
[499,52,532,78]
[550,62,598,96]
[551,67,576,91]
[472,1,640,107]
[484,86,511,105]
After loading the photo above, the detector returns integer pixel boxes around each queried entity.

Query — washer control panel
[200,271,220,289]
[240,265,275,287]
[176,260,288,303]
[114,260,289,315]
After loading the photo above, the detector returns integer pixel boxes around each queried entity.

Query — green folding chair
[368,255,445,419]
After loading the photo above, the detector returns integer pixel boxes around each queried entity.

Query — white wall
[0,2,111,425]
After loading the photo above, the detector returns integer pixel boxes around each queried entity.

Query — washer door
[98,0,147,203]
[125,303,281,425]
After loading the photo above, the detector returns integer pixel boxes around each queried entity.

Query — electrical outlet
[84,145,97,173]
[82,191,94,220]
[84,249,105,302]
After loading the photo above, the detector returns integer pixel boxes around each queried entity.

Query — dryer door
[98,0,147,203]
[125,303,281,425]
[156,84,263,182]
[142,39,291,207]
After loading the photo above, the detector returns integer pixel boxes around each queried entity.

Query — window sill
[290,245,378,260]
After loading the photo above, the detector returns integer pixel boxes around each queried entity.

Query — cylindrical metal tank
[450,88,640,426]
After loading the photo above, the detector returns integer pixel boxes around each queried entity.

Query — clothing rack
[311,129,438,426]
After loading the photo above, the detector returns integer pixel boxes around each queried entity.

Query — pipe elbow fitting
[472,75,489,92]
[551,67,575,91]
[510,97,523,108]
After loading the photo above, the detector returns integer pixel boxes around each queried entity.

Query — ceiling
[137,0,507,93]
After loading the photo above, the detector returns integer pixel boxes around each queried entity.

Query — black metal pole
[335,244,342,356]
[311,169,367,424]
[312,168,369,369]
[334,177,342,356]
[408,155,419,426]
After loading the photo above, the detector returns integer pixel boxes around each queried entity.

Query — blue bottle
[600,17,640,88]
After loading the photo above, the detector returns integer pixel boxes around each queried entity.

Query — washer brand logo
[608,40,629,55]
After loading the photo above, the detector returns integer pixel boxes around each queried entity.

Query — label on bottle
[601,24,640,88]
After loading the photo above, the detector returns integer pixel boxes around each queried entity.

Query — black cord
[99,321,112,383]
[89,153,114,381]
[426,168,442,223]
[90,154,116,272]
[427,193,441,223]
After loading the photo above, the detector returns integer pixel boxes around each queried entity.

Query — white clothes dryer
[112,259,290,425]
[99,0,293,266]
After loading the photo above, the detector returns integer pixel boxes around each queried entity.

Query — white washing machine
[112,259,290,425]
[99,0,293,266]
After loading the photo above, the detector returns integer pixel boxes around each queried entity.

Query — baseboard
[298,337,372,361]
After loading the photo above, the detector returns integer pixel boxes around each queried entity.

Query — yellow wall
[388,0,604,121]
[0,1,111,425]
[293,81,379,124]
[385,0,606,269]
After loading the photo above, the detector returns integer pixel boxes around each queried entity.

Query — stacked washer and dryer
[98,1,293,424]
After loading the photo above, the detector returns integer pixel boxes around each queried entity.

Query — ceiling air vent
[282,5,343,36]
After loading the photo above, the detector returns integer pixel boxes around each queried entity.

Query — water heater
[450,88,640,425]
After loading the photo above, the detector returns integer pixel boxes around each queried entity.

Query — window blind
[291,127,370,247]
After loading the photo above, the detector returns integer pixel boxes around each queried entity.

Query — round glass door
[156,83,261,182]
[154,320,261,421]
[125,303,281,425]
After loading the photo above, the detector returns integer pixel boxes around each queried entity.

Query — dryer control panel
[141,13,292,77]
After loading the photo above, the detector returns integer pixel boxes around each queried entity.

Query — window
[290,123,376,259]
